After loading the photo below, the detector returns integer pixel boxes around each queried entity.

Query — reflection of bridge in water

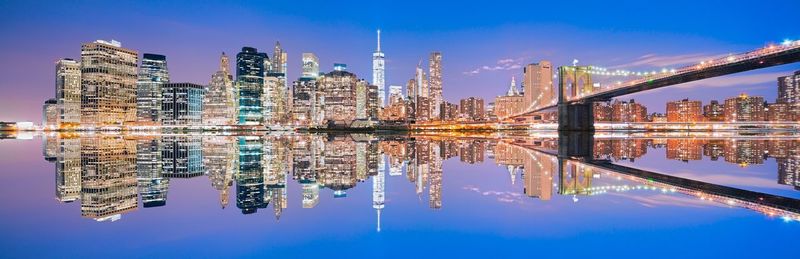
[502,134,800,220]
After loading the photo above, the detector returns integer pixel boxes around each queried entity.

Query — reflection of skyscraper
[724,139,766,166]
[136,137,169,208]
[161,136,204,178]
[236,137,267,214]
[666,139,704,162]
[778,148,800,190]
[136,53,170,124]
[56,137,81,202]
[204,136,238,209]
[373,153,385,231]
[80,137,138,221]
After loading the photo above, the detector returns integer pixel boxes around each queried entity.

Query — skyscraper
[429,52,442,119]
[460,97,485,121]
[55,58,81,128]
[523,61,554,111]
[302,53,320,79]
[666,99,703,122]
[42,99,58,129]
[388,85,403,105]
[236,47,268,125]
[203,52,237,126]
[319,64,360,126]
[373,30,386,107]
[80,40,138,127]
[778,70,800,117]
[136,53,169,125]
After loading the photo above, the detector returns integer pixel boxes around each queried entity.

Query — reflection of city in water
[41,133,800,224]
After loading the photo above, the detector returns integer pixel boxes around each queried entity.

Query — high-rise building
[666,99,703,122]
[80,40,138,127]
[429,52,442,119]
[460,97,485,121]
[611,99,647,122]
[292,78,322,126]
[703,100,725,121]
[523,61,554,111]
[236,47,268,125]
[271,41,287,74]
[302,53,320,79]
[203,52,237,126]
[724,93,766,122]
[778,70,800,118]
[264,42,289,124]
[161,83,205,126]
[319,64,359,126]
[55,58,81,128]
[136,53,170,124]
[42,99,58,129]
[373,30,386,107]
[495,77,524,119]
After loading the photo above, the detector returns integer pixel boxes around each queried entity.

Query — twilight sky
[1,0,799,122]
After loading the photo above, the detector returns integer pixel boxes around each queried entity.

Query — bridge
[508,39,800,131]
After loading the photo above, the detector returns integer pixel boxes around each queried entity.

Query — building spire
[377,29,382,52]
[220,52,230,74]
[507,76,518,96]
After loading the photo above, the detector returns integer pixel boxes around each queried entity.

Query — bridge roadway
[511,140,800,218]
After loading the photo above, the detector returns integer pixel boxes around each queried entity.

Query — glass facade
[136,53,170,124]
[160,83,205,126]
[236,47,268,125]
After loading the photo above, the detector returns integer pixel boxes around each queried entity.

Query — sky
[1,0,799,122]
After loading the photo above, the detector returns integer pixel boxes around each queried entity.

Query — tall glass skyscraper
[373,30,386,107]
[136,53,170,124]
[236,47,268,125]
[429,52,442,119]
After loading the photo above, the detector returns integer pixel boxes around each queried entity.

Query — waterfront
[0,132,798,258]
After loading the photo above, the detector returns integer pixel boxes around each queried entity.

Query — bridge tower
[558,66,595,131]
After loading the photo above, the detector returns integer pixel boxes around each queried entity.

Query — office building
[724,94,765,122]
[80,40,138,127]
[236,47,268,125]
[136,53,170,124]
[523,61,554,110]
[203,52,237,126]
[55,58,81,128]
[161,83,205,126]
[429,52,442,118]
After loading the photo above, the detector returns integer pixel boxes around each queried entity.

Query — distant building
[161,83,205,126]
[440,101,459,121]
[767,103,793,121]
[494,77,524,120]
[724,94,765,122]
[703,100,725,121]
[136,53,170,124]
[651,113,667,122]
[292,78,323,126]
[203,52,237,126]
[55,58,81,128]
[666,99,703,122]
[460,97,485,122]
[301,53,320,79]
[777,70,800,118]
[593,103,612,122]
[42,99,58,129]
[80,40,138,127]
[429,52,443,119]
[319,64,360,126]
[611,99,647,122]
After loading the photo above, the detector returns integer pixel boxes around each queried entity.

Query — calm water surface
[0,131,798,258]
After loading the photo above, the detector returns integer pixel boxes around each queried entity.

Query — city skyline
[2,1,800,122]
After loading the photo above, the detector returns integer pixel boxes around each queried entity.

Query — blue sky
[1,0,799,121]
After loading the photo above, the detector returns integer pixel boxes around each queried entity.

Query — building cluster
[41,33,469,130]
[588,70,800,123]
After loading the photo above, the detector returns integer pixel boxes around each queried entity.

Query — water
[0,131,798,258]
